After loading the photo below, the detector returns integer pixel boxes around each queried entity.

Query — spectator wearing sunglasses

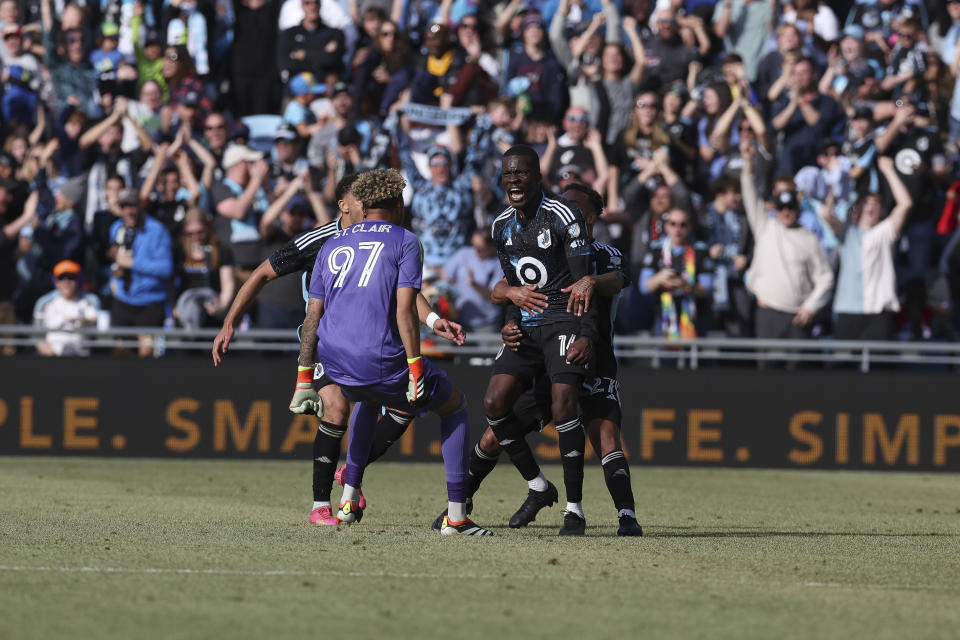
[639,207,714,339]
[541,106,608,192]
[33,259,100,357]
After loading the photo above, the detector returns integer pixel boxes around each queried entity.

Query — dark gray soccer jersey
[492,192,597,340]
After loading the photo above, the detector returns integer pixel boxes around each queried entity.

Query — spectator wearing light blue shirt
[941,0,960,148]
[393,114,481,272]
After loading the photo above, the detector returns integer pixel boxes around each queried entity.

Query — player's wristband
[297,366,314,384]
[406,356,424,377]
[425,312,440,330]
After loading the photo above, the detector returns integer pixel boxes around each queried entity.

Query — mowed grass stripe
[1,458,959,640]
[2,565,959,593]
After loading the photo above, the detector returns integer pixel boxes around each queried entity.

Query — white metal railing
[2,325,959,372]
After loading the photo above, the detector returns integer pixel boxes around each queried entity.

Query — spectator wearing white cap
[210,144,269,281]
[741,146,833,340]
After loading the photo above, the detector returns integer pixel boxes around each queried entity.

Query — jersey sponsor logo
[894,148,921,176]
[571,239,587,248]
[537,229,551,248]
[916,136,929,152]
[516,256,548,287]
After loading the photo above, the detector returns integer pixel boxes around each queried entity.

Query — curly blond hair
[352,169,406,209]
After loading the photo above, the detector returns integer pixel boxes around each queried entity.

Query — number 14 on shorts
[558,333,577,356]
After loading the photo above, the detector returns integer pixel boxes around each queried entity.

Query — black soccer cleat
[430,498,472,531]
[616,515,643,537]
[508,482,559,528]
[558,510,586,536]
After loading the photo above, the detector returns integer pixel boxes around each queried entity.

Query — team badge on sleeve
[568,223,580,238]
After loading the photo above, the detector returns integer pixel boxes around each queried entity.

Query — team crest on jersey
[568,223,580,238]
[538,229,551,248]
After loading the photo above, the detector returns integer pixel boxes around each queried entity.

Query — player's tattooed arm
[298,297,324,368]
[492,277,548,314]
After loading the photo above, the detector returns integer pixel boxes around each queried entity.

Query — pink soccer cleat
[309,505,337,526]
[334,464,366,510]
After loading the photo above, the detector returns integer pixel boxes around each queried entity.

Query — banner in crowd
[1,357,958,471]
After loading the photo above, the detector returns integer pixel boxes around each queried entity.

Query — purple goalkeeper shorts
[339,357,452,416]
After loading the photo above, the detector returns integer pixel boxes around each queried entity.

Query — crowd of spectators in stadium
[3,0,960,355]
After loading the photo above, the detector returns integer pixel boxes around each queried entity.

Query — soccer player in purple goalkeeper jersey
[296,169,492,536]
[213,173,465,527]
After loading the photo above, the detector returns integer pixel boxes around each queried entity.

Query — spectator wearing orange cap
[33,259,100,356]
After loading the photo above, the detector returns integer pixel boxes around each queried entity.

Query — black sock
[555,417,585,503]
[367,410,414,463]
[467,442,499,497]
[600,450,635,512]
[488,412,540,481]
[313,421,346,502]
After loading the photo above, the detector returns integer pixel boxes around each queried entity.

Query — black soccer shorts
[492,321,594,388]
[581,375,622,425]
[311,362,337,391]
[513,369,622,430]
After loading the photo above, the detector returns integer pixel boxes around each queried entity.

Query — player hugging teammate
[466,145,642,536]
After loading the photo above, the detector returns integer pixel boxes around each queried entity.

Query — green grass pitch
[1,457,958,640]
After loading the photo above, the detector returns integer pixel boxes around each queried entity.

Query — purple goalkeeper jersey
[309,221,423,386]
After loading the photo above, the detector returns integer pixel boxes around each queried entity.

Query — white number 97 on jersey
[328,241,384,288]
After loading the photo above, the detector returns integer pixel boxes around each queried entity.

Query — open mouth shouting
[502,153,539,211]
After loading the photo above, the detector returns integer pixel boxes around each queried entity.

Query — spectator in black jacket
[232,0,281,116]
[276,0,346,88]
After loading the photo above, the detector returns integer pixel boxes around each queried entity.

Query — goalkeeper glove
[405,356,430,408]
[290,365,324,416]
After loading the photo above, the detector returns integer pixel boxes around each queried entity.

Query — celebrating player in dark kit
[432,183,642,536]
[483,145,598,536]
[299,169,492,536]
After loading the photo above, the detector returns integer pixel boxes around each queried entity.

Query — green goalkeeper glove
[290,365,324,416]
